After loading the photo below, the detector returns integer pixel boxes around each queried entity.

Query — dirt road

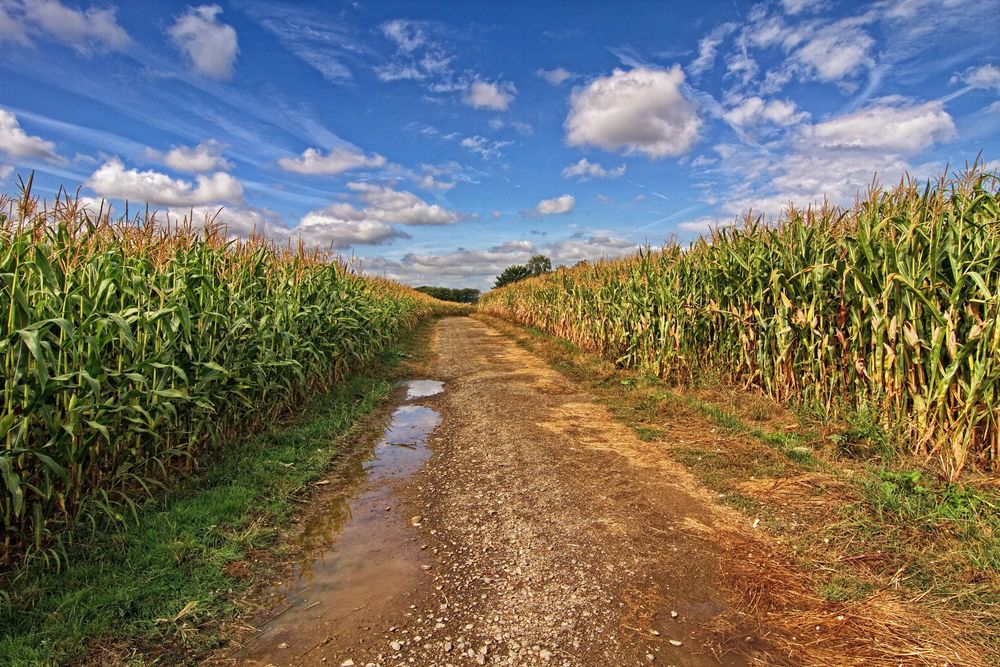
[230,317,780,666]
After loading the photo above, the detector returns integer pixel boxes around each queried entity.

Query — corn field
[1,186,461,567]
[480,167,1000,479]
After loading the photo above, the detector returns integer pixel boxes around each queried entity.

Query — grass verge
[0,318,438,666]
[476,313,1000,663]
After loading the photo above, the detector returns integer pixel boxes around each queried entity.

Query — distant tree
[415,286,480,304]
[526,254,552,276]
[493,264,531,289]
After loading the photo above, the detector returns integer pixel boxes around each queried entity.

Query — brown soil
[213,316,988,667]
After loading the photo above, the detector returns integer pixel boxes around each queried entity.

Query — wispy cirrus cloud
[245,2,371,84]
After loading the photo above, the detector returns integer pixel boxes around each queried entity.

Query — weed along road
[229,316,757,666]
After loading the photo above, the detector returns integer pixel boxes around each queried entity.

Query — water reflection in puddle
[240,383,443,663]
[404,379,444,399]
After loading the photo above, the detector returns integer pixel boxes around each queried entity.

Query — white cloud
[537,67,572,86]
[347,182,460,225]
[0,164,12,180]
[167,204,291,242]
[381,19,426,53]
[955,64,1000,93]
[295,208,406,249]
[725,52,759,87]
[463,80,516,111]
[723,96,809,127]
[419,174,455,190]
[535,194,575,216]
[490,211,502,219]
[689,23,736,76]
[247,4,360,84]
[278,146,387,175]
[488,118,533,135]
[561,158,626,180]
[791,18,874,85]
[727,10,875,92]
[168,5,239,80]
[709,98,958,220]
[248,181,463,251]
[0,0,131,54]
[374,18,456,87]
[780,0,827,14]
[804,99,956,152]
[86,158,244,207]
[0,108,61,161]
[358,235,637,289]
[146,140,231,173]
[565,66,701,159]
[460,135,513,160]
[676,216,730,232]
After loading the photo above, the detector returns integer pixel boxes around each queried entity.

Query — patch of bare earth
[217,317,990,667]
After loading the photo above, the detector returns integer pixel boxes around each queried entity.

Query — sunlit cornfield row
[1,187,460,567]
[480,167,1000,479]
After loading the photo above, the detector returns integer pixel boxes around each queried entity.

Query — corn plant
[480,166,1000,480]
[0,183,463,569]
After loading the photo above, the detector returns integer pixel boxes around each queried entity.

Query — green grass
[0,321,433,666]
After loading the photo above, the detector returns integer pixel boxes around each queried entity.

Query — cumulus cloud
[145,140,231,173]
[86,158,244,207]
[954,64,1000,93]
[0,108,61,161]
[278,146,387,175]
[295,208,406,249]
[537,67,573,85]
[534,194,575,216]
[710,97,958,220]
[347,181,460,225]
[248,181,464,251]
[463,80,516,111]
[166,204,291,242]
[168,5,239,80]
[565,66,701,159]
[561,158,626,180]
[803,99,955,152]
[723,96,809,127]
[359,235,637,289]
[0,0,131,54]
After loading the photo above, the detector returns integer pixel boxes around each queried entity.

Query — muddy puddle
[237,380,443,665]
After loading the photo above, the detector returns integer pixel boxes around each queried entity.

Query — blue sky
[1,0,998,288]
